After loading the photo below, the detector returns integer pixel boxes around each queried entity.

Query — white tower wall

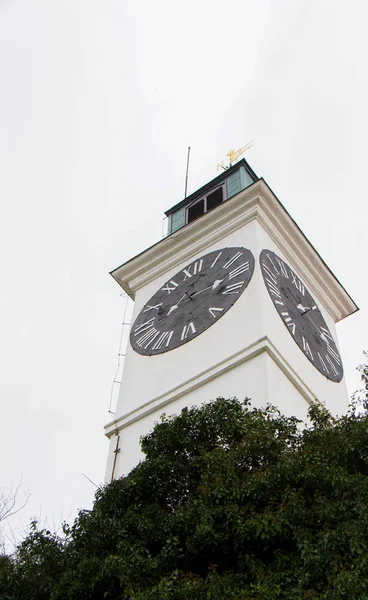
[105,178,357,481]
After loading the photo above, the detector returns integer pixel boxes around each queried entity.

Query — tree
[352,350,368,407]
[3,393,368,599]
[0,478,30,555]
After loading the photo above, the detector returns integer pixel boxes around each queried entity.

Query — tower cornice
[111,179,357,322]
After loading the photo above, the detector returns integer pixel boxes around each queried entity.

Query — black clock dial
[130,247,255,355]
[260,249,343,382]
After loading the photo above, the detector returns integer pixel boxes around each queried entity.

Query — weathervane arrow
[217,141,253,171]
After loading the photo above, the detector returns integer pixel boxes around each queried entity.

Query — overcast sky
[1,0,367,546]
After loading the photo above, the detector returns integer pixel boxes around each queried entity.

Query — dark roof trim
[164,158,259,216]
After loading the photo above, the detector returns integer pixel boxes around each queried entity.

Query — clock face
[260,249,343,382]
[130,247,255,355]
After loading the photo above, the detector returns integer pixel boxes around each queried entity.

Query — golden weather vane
[217,141,253,171]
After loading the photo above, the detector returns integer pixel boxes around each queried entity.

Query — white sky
[1,0,367,545]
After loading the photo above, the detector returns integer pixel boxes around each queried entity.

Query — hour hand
[212,278,224,290]
[167,293,187,316]
[297,303,317,315]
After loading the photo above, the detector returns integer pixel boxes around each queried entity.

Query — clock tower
[105,159,357,481]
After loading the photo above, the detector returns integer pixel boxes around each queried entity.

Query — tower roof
[165,158,258,216]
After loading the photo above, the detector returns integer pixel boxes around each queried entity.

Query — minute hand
[304,313,333,344]
[190,279,224,298]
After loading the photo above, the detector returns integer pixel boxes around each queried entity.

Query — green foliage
[3,395,368,598]
[352,350,368,409]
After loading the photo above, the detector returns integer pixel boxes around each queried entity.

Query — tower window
[186,184,225,225]
[206,187,223,211]
[188,198,205,223]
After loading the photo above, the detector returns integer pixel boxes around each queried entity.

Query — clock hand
[167,279,225,316]
[285,286,316,315]
[212,278,224,290]
[297,303,317,315]
[190,279,224,298]
[167,293,189,316]
[285,286,302,306]
[294,298,335,345]
[285,289,324,339]
[303,313,330,343]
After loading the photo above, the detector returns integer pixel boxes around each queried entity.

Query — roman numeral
[223,252,243,270]
[287,322,296,335]
[291,273,305,296]
[136,327,160,349]
[183,259,203,280]
[151,330,174,350]
[209,307,224,319]
[266,253,280,275]
[143,303,163,312]
[320,326,334,343]
[302,336,314,361]
[210,252,222,268]
[228,261,250,280]
[318,352,329,374]
[325,354,339,377]
[266,279,282,301]
[223,282,244,295]
[262,262,278,285]
[161,280,178,294]
[325,343,341,365]
[276,258,289,278]
[181,322,196,340]
[134,318,155,335]
[281,312,296,335]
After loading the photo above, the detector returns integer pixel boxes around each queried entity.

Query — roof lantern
[165,158,258,235]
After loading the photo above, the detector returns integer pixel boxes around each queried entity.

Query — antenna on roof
[184,146,191,198]
[217,141,253,171]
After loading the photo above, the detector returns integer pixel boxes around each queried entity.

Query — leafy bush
[4,395,368,599]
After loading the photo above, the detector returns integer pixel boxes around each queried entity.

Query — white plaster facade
[105,178,357,481]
